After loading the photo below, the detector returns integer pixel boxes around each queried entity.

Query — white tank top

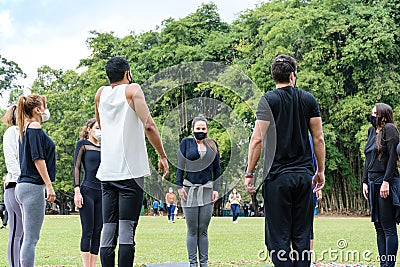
[96,84,151,181]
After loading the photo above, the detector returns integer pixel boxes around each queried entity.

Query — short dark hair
[271,55,297,84]
[105,57,130,83]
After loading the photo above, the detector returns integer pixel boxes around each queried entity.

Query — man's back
[257,86,320,178]
[97,84,150,181]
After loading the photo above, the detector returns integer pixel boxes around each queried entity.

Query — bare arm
[94,87,104,129]
[127,84,169,179]
[246,120,270,174]
[34,159,56,202]
[309,117,325,192]
[245,120,270,194]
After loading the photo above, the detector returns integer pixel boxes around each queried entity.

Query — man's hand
[244,177,256,194]
[312,171,325,193]
[158,157,169,180]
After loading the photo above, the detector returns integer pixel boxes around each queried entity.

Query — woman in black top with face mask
[362,103,399,267]
[177,116,221,267]
[74,118,102,267]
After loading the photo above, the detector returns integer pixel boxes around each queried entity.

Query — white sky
[0,0,263,106]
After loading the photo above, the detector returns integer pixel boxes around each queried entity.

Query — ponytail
[79,118,97,140]
[17,96,27,141]
[16,94,47,141]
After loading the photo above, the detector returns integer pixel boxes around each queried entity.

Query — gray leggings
[15,183,46,267]
[183,204,213,267]
[4,187,23,267]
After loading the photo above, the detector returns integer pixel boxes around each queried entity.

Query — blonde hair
[79,118,97,140]
[191,115,218,153]
[17,94,46,140]
[2,104,17,126]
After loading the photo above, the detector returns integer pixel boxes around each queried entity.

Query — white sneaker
[168,220,171,223]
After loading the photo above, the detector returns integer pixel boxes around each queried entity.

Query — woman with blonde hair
[2,104,22,267]
[74,118,102,267]
[15,94,56,267]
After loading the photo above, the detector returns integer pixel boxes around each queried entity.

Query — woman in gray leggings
[177,116,221,267]
[15,94,56,267]
[2,104,22,267]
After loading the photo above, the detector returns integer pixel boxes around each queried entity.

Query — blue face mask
[194,131,206,140]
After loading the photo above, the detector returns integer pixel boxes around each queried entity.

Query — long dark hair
[191,116,218,153]
[79,118,97,140]
[375,103,397,159]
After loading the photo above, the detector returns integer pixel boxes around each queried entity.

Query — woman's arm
[73,141,85,208]
[176,139,187,188]
[34,159,56,202]
[3,127,20,180]
[212,142,221,191]
[383,124,399,182]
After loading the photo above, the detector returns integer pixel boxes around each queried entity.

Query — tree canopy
[1,0,399,214]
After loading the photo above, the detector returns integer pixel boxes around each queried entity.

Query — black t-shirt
[256,86,321,179]
[74,139,101,190]
[18,128,56,185]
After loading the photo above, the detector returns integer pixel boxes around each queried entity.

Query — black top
[256,86,321,179]
[18,128,56,185]
[176,138,221,191]
[74,139,101,190]
[362,124,399,183]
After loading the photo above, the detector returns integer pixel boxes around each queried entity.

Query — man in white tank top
[95,57,169,267]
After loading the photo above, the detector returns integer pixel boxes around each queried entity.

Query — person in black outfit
[74,118,102,267]
[245,54,325,267]
[362,103,399,267]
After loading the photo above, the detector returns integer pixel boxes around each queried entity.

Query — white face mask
[169,189,173,193]
[93,129,101,141]
[41,109,50,122]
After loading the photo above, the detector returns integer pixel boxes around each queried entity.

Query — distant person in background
[363,103,399,267]
[165,187,177,223]
[2,104,22,267]
[16,94,56,267]
[74,118,102,267]
[243,203,249,217]
[228,188,241,224]
[159,200,164,216]
[152,199,159,216]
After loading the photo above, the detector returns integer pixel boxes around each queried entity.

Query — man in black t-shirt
[245,54,325,267]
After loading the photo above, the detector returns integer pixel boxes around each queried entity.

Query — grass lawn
[0,214,394,266]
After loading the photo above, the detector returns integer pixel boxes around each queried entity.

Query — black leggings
[100,178,144,267]
[79,186,102,254]
[374,193,398,267]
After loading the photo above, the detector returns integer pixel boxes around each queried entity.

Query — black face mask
[369,115,377,128]
[194,132,206,141]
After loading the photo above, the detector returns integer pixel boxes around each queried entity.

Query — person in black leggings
[362,103,399,267]
[74,118,102,267]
